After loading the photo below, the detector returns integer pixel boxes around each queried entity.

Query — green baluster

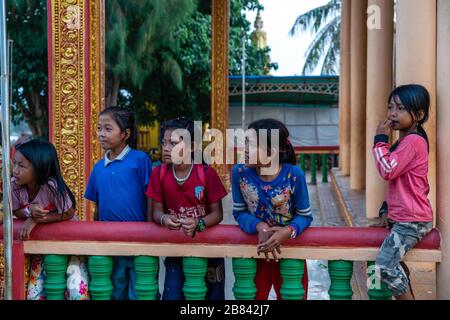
[183,257,207,300]
[367,261,392,300]
[134,256,159,300]
[322,154,328,183]
[44,254,68,300]
[311,154,317,185]
[232,258,257,300]
[300,154,307,172]
[328,260,353,300]
[279,259,305,300]
[88,256,113,300]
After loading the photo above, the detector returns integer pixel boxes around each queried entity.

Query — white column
[436,0,450,300]
[339,0,351,175]
[350,0,367,190]
[365,0,394,219]
[395,0,437,215]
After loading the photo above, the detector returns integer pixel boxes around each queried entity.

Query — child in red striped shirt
[372,84,433,300]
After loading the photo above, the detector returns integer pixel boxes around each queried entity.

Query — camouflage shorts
[375,221,432,296]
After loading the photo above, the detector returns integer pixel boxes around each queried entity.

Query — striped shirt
[372,134,433,222]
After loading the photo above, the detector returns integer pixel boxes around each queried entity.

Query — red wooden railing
[0,220,441,300]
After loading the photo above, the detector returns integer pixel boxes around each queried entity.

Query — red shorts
[254,259,308,300]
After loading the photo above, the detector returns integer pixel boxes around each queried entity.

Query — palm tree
[105,0,197,107]
[289,0,341,75]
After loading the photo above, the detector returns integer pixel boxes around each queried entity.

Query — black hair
[100,106,138,149]
[160,117,206,164]
[15,139,76,211]
[248,118,296,165]
[160,117,195,143]
[389,84,430,149]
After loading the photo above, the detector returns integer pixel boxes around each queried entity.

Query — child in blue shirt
[232,118,313,300]
[85,107,152,300]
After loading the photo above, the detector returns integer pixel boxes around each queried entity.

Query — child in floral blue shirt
[232,118,313,300]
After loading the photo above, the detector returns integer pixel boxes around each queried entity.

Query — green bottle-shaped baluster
[134,256,159,300]
[367,261,392,300]
[300,154,307,172]
[280,259,305,300]
[322,154,328,183]
[88,256,113,300]
[328,260,353,300]
[232,258,257,300]
[183,257,208,300]
[311,154,317,185]
[44,254,68,300]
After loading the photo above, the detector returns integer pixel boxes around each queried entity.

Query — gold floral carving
[50,0,104,221]
[50,0,87,220]
[88,0,105,220]
[211,0,231,190]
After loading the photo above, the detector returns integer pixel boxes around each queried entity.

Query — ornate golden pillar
[211,0,230,190]
[47,0,104,221]
[365,0,394,219]
[436,0,450,300]
[396,0,436,216]
[350,0,367,190]
[339,0,351,175]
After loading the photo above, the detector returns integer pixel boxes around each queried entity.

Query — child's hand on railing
[29,204,49,222]
[256,222,272,244]
[256,222,279,261]
[257,226,291,262]
[19,218,37,241]
[179,217,197,237]
[161,214,181,230]
[370,213,390,230]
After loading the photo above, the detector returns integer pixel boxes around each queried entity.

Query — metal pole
[1,0,13,300]
[241,34,246,129]
[8,39,12,109]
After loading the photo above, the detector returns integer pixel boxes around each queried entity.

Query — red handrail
[1,220,440,250]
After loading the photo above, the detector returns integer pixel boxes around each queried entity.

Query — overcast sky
[245,0,330,76]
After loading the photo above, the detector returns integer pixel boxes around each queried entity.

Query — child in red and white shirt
[372,84,433,300]
[146,117,227,300]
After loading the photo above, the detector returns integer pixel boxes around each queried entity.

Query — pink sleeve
[11,179,22,211]
[372,136,423,180]
[145,166,163,203]
[205,167,228,203]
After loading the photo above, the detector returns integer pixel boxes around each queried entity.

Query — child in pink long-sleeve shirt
[372,84,432,301]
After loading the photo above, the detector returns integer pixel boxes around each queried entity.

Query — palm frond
[301,16,340,74]
[289,0,340,36]
[320,19,340,75]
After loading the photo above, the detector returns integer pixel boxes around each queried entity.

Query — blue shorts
[111,256,161,300]
[163,257,225,300]
[111,256,137,300]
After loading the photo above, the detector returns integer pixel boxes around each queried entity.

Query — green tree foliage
[5,0,277,136]
[289,0,341,75]
[127,0,278,124]
[105,0,198,107]
[6,0,48,138]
